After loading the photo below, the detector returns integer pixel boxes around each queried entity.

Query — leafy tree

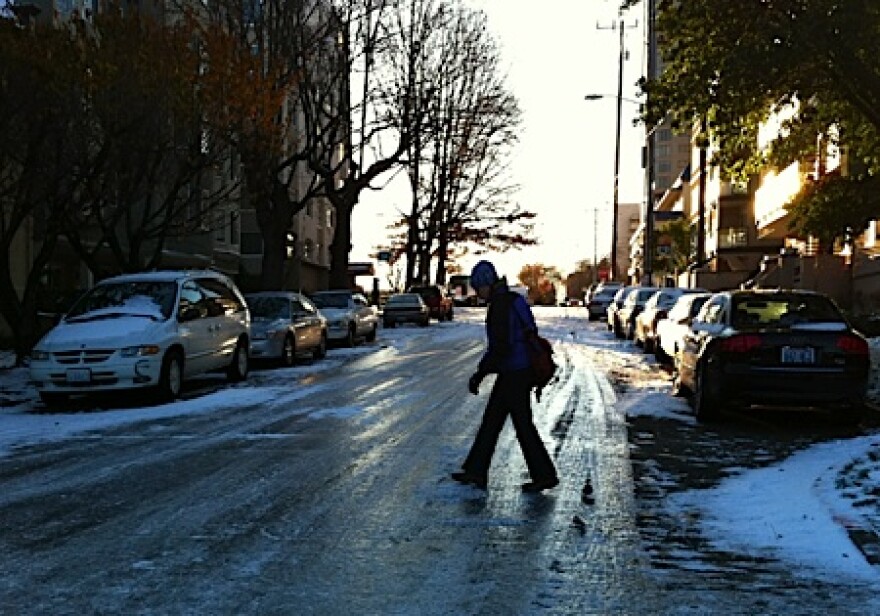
[652,217,692,280]
[786,172,880,251]
[633,0,880,244]
[518,264,561,306]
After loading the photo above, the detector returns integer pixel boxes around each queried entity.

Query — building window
[659,128,671,142]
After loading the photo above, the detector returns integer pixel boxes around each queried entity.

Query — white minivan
[29,270,250,407]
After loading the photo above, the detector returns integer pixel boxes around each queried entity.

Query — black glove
[468,372,485,395]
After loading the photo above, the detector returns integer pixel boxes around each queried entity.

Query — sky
[352,0,650,284]
[3,309,880,585]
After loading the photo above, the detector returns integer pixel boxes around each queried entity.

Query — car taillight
[836,335,869,356]
[720,334,762,353]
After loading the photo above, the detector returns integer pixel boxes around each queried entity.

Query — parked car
[606,285,636,336]
[617,286,661,340]
[407,284,454,321]
[655,292,712,364]
[674,289,871,422]
[382,293,431,328]
[634,287,707,353]
[29,270,251,407]
[246,292,327,366]
[587,282,623,321]
[309,290,378,347]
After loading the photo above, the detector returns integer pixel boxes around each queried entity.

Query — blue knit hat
[470,260,498,288]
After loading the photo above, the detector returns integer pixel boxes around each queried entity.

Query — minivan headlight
[120,345,161,358]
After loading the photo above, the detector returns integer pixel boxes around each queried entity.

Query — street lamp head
[584,94,603,100]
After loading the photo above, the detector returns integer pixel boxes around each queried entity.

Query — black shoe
[451,471,487,490]
[522,477,559,493]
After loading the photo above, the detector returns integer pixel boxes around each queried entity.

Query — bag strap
[508,293,537,339]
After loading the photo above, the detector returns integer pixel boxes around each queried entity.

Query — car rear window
[732,294,844,327]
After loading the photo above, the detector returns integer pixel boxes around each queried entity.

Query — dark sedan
[674,289,871,422]
[382,293,430,328]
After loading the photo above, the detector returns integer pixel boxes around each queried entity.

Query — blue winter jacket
[477,285,536,374]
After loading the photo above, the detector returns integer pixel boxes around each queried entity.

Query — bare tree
[0,18,85,361]
[395,1,534,287]
[58,10,237,276]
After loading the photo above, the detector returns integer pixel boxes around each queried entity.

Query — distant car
[674,289,871,422]
[607,285,636,335]
[29,270,251,407]
[246,292,328,366]
[617,286,661,340]
[587,283,623,321]
[655,292,712,364]
[383,293,430,328]
[407,284,454,321]
[634,287,707,353]
[309,290,379,347]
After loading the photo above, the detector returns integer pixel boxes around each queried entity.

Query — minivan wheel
[227,338,249,382]
[281,334,296,367]
[158,350,183,402]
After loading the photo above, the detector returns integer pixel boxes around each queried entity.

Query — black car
[674,289,871,422]
[382,293,430,328]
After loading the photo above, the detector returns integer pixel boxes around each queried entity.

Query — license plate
[781,346,815,364]
[66,368,92,383]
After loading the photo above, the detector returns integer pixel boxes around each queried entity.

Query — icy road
[1,308,879,614]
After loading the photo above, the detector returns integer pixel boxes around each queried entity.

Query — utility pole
[643,0,657,286]
[596,15,638,282]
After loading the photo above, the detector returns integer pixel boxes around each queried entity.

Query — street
[1,310,879,614]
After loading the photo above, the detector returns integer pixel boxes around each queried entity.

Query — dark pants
[462,369,557,482]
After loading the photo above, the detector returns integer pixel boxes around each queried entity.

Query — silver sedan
[246,292,328,366]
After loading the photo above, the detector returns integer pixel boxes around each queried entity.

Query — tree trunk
[260,229,287,291]
[329,197,354,289]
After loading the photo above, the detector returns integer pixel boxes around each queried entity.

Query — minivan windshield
[66,281,177,320]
